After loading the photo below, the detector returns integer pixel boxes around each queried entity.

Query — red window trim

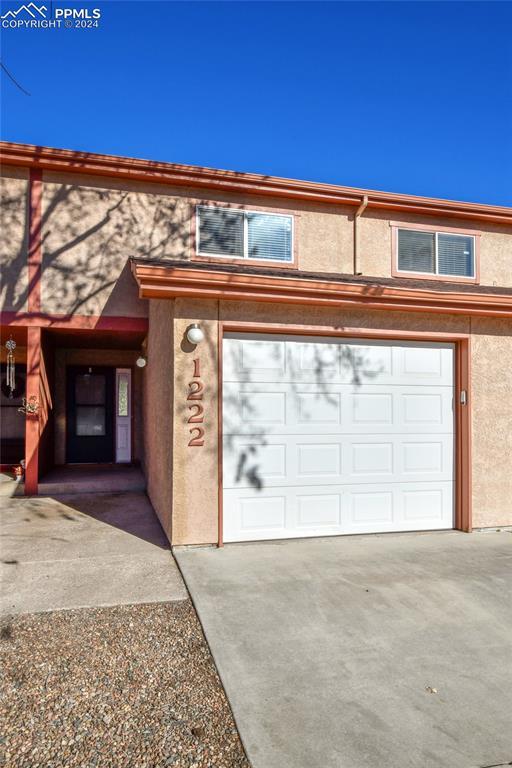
[190,200,298,270]
[390,221,481,285]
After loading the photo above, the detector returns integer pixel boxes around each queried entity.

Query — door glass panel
[76,406,106,436]
[117,378,128,417]
[75,374,105,405]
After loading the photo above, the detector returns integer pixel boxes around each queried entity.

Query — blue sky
[1,1,511,205]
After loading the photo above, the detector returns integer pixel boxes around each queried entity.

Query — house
[1,141,511,545]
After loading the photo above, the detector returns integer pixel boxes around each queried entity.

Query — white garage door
[222,333,454,543]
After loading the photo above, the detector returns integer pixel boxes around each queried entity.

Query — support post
[24,326,41,495]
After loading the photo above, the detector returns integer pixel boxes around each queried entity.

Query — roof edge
[1,141,511,225]
[131,261,512,318]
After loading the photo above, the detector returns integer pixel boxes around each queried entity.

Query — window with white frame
[196,206,293,263]
[397,228,475,278]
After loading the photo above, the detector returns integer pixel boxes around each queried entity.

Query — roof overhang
[131,262,512,318]
[1,142,511,225]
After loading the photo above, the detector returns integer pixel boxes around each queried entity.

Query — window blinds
[198,208,244,257]
[198,207,293,262]
[398,230,435,273]
[398,229,474,277]
[247,212,292,261]
[437,234,474,277]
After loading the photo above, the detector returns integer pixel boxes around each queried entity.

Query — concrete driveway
[1,492,186,615]
[175,531,512,768]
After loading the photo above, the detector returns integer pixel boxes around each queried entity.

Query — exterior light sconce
[136,356,147,368]
[186,324,204,345]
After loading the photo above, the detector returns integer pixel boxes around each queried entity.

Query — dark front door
[66,366,114,463]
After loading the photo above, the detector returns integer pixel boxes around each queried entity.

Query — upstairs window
[397,227,476,279]
[197,206,293,263]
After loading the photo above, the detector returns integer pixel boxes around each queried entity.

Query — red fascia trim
[132,264,512,318]
[0,312,148,332]
[1,141,511,225]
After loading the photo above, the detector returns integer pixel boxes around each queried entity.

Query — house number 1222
[187,358,205,447]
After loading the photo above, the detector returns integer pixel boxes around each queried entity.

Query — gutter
[131,262,512,319]
[1,142,511,225]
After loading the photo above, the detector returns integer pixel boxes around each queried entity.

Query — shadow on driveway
[1,492,187,615]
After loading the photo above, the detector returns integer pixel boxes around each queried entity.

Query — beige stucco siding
[359,210,512,285]
[143,300,174,538]
[38,173,512,311]
[0,167,500,321]
[164,301,512,545]
[171,298,219,546]
[38,172,355,315]
[471,317,512,528]
[0,167,29,312]
[296,207,353,273]
[40,171,193,316]
[2,166,511,322]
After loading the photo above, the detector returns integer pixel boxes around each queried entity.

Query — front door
[66,366,115,463]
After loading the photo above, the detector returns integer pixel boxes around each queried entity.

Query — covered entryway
[222,333,454,542]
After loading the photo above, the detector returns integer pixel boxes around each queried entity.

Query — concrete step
[38,468,146,496]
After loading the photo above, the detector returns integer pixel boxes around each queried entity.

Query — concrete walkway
[1,492,187,615]
[176,531,512,768]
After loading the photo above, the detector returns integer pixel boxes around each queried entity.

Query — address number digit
[187,381,204,400]
[188,427,205,447]
[187,403,204,423]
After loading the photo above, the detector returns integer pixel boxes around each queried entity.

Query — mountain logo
[1,3,47,19]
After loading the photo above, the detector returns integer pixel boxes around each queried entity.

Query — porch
[0,322,147,495]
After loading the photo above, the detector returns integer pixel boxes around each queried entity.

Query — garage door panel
[224,334,453,386]
[399,344,452,382]
[223,438,289,488]
[224,382,453,436]
[223,434,453,489]
[223,336,287,382]
[223,335,454,542]
[223,481,453,542]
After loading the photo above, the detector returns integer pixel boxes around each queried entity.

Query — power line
[1,62,31,96]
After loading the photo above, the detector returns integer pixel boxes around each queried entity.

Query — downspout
[353,194,368,275]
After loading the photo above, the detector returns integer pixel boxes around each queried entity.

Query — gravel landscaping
[1,601,250,768]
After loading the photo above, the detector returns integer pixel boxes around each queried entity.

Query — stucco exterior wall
[40,171,192,316]
[359,210,512,285]
[53,348,144,466]
[143,299,174,538]
[471,317,512,528]
[38,171,355,315]
[0,167,29,312]
[37,172,512,290]
[171,298,219,546]
[0,166,502,323]
[167,300,511,545]
[38,173,512,317]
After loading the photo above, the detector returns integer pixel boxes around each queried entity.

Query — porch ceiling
[43,327,146,350]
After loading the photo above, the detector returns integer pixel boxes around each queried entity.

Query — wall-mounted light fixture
[136,356,147,368]
[186,324,204,345]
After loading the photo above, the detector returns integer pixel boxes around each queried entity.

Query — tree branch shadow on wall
[1,179,192,318]
[176,330,384,493]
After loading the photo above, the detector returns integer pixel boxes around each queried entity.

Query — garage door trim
[217,323,471,545]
